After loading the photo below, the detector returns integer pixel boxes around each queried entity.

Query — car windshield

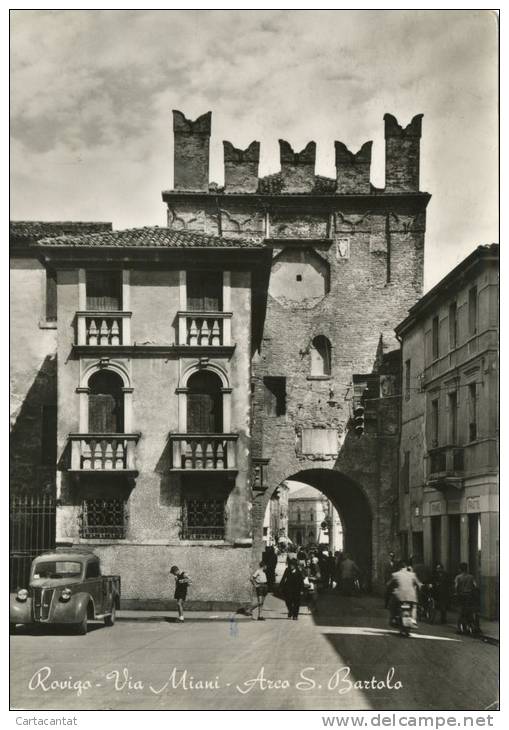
[32,561,82,579]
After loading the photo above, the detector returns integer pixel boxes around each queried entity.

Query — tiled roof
[10,221,112,246]
[288,484,322,501]
[35,226,265,249]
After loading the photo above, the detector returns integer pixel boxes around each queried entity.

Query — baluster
[115,441,125,469]
[104,441,113,470]
[216,442,225,469]
[88,319,98,346]
[211,319,221,346]
[91,440,100,470]
[205,439,214,469]
[195,441,204,469]
[99,320,109,346]
[110,319,120,346]
[189,319,198,346]
[82,440,92,470]
[200,319,210,346]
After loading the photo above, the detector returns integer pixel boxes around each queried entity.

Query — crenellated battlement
[169,111,424,195]
[384,113,423,139]
[223,141,260,193]
[334,141,373,194]
[279,140,316,193]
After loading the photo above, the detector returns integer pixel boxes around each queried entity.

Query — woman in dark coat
[279,559,304,620]
[431,562,450,624]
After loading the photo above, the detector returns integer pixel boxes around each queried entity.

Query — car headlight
[16,589,28,602]
[60,588,72,602]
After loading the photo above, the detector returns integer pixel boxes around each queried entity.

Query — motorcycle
[398,601,414,637]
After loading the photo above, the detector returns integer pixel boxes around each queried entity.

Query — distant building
[396,244,499,618]
[288,485,343,551]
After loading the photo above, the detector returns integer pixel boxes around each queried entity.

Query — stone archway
[255,468,373,589]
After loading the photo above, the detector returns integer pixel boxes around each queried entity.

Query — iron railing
[79,499,127,540]
[10,494,56,591]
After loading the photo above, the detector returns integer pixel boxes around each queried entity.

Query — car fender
[51,591,95,624]
[9,594,32,624]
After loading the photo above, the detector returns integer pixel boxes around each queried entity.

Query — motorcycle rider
[387,558,422,628]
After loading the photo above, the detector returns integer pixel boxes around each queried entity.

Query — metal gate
[10,494,56,591]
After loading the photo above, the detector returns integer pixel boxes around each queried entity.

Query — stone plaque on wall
[466,496,481,512]
[335,237,350,260]
[300,428,338,456]
[430,501,442,515]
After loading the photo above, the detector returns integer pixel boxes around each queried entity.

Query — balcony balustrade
[177,311,232,347]
[69,433,140,472]
[427,445,464,483]
[170,434,238,470]
[76,311,132,346]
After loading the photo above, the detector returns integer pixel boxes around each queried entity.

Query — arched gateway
[254,469,376,590]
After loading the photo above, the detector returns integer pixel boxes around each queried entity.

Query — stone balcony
[68,433,140,473]
[177,311,232,347]
[169,433,238,471]
[76,311,132,346]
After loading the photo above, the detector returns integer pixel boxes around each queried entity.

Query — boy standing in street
[170,565,191,622]
[250,560,269,620]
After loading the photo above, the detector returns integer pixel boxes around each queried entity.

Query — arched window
[88,370,124,433]
[187,371,223,433]
[310,335,332,376]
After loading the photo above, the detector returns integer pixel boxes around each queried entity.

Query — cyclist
[431,562,450,624]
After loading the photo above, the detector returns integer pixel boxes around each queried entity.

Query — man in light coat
[388,559,422,626]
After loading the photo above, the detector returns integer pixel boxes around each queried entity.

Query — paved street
[10,589,498,711]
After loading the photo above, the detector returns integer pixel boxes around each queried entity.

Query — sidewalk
[117,608,252,622]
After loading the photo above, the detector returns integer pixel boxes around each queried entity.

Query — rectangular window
[405,359,411,400]
[468,286,478,335]
[264,376,286,416]
[80,499,127,540]
[449,302,457,350]
[401,451,410,494]
[431,398,439,447]
[41,404,57,465]
[448,391,458,444]
[86,271,122,311]
[187,271,223,312]
[181,498,225,540]
[45,268,57,322]
[432,316,439,360]
[468,383,477,441]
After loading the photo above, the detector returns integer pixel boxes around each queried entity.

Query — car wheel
[104,604,116,627]
[76,614,88,635]
[9,623,16,635]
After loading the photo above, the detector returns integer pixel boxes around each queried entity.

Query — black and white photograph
[9,8,500,717]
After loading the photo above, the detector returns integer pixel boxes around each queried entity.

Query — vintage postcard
[9,8,499,719]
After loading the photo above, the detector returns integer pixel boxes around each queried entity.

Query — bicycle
[417,584,436,624]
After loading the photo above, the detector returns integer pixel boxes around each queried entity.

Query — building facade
[288,485,343,551]
[395,245,499,617]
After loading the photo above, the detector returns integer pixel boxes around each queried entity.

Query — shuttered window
[86,271,122,311]
[187,371,223,433]
[88,371,124,433]
[187,271,223,311]
[45,269,57,322]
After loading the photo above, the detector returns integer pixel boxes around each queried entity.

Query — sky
[10,9,498,290]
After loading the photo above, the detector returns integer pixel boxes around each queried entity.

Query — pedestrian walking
[454,562,478,634]
[250,561,269,621]
[340,553,360,596]
[263,545,278,591]
[431,562,450,624]
[279,558,304,620]
[170,565,191,623]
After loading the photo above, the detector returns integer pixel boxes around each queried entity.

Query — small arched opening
[310,335,332,376]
